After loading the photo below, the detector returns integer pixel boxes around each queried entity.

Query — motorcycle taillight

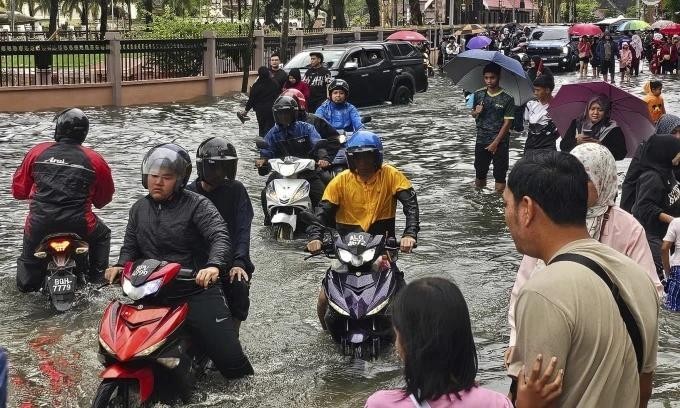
[49,240,71,253]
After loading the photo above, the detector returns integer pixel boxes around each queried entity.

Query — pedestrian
[662,218,680,311]
[655,113,680,137]
[659,38,672,74]
[268,53,288,89]
[526,55,552,82]
[631,34,644,75]
[240,66,281,138]
[560,94,627,160]
[620,42,633,84]
[590,36,601,77]
[504,150,659,407]
[303,51,332,113]
[282,68,310,101]
[621,135,680,278]
[671,36,679,74]
[470,63,515,192]
[642,80,666,124]
[596,32,619,83]
[365,277,556,408]
[523,74,559,152]
[506,144,663,361]
[578,36,591,78]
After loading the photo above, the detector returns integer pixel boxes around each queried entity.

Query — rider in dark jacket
[12,108,114,292]
[106,143,253,379]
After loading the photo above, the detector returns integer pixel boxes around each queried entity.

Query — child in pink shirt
[620,42,633,83]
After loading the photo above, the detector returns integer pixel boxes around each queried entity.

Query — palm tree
[98,0,107,37]
[61,0,91,28]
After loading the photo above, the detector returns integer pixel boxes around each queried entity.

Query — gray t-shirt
[509,239,659,407]
[473,88,515,145]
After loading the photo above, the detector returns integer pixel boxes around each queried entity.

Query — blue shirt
[260,121,321,159]
[315,100,364,132]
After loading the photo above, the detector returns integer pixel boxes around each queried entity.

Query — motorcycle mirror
[255,138,270,150]
[34,251,47,259]
[75,246,89,255]
[361,115,372,124]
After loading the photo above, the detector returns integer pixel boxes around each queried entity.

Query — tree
[48,0,58,35]
[365,0,379,25]
[264,0,282,27]
[408,0,422,24]
[330,0,346,27]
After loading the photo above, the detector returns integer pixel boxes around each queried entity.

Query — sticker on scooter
[347,234,367,247]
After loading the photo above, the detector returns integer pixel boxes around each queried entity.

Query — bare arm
[662,241,673,277]
[658,213,674,224]
[639,371,654,408]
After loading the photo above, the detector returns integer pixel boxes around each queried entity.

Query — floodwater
[1,68,679,407]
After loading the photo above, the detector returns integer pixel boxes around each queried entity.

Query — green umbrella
[617,20,651,32]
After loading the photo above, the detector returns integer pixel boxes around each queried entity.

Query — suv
[284,42,428,107]
[527,25,578,72]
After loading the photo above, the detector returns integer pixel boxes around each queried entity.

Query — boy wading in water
[471,63,515,192]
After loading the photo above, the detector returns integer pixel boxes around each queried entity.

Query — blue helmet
[345,131,384,171]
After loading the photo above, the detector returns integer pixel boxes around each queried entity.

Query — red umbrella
[661,23,680,36]
[569,23,603,37]
[386,31,428,42]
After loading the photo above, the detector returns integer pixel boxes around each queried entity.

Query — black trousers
[260,170,325,223]
[183,286,254,379]
[255,109,274,138]
[222,278,250,322]
[17,216,111,292]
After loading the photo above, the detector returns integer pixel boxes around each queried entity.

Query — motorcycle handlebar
[176,268,196,280]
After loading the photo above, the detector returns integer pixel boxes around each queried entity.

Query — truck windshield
[285,50,347,70]
[531,29,568,41]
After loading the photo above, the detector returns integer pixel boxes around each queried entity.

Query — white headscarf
[631,34,644,57]
[571,143,618,240]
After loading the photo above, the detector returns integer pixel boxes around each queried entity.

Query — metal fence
[303,34,326,49]
[333,32,356,44]
[263,36,296,62]
[120,39,206,81]
[0,40,109,87]
[216,37,253,74]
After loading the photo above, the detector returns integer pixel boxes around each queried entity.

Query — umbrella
[443,50,533,105]
[466,35,492,50]
[651,20,674,29]
[617,20,651,32]
[569,23,602,37]
[547,81,655,158]
[661,23,680,36]
[453,24,485,36]
[386,31,427,42]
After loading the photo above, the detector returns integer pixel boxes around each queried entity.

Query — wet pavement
[0,67,679,407]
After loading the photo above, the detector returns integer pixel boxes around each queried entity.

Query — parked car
[284,42,428,107]
[527,25,579,72]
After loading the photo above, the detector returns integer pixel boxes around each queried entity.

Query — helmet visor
[142,146,189,180]
[198,157,237,184]
[274,107,296,127]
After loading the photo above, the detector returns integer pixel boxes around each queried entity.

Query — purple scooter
[301,212,402,359]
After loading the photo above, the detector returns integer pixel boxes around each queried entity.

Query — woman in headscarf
[526,55,552,82]
[656,114,680,137]
[622,135,680,278]
[282,68,310,101]
[240,66,282,137]
[631,34,644,76]
[506,143,662,365]
[560,94,627,160]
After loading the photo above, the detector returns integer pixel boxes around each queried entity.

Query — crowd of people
[5,36,680,406]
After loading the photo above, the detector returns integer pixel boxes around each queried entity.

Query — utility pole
[281,0,290,61]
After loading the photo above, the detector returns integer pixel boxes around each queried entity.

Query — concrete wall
[0,72,256,112]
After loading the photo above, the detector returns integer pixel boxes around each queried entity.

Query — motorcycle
[300,212,402,359]
[93,259,209,407]
[32,233,89,311]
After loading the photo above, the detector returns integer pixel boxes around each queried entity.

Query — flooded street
[1,68,679,407]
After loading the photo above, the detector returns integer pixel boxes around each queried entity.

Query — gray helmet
[328,78,350,98]
[141,143,192,193]
[272,95,298,127]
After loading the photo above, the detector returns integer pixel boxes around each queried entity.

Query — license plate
[48,274,75,295]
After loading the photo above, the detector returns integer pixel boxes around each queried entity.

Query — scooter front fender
[271,212,297,231]
[100,364,154,402]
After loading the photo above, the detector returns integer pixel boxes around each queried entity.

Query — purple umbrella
[466,35,492,50]
[548,81,655,158]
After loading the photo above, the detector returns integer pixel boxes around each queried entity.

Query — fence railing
[216,37,253,74]
[0,40,109,87]
[120,39,205,81]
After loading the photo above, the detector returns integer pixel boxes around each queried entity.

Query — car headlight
[366,298,390,316]
[289,183,310,203]
[328,299,350,316]
[562,46,569,55]
[99,336,115,356]
[135,339,167,357]
[337,248,353,263]
[361,248,376,263]
[122,277,162,301]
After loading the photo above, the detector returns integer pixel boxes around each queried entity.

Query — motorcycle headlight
[135,339,167,357]
[278,163,297,177]
[562,46,569,55]
[290,183,310,203]
[122,277,162,301]
[337,248,353,263]
[361,248,376,263]
[328,299,350,316]
[366,298,390,316]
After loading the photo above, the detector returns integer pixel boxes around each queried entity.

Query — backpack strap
[549,253,643,372]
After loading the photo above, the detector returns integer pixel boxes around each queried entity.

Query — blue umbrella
[466,35,492,50]
[443,49,534,105]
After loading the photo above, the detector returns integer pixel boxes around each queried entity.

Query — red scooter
[92,259,209,407]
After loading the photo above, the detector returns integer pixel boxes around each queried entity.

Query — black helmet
[520,54,530,66]
[272,95,298,128]
[196,137,238,186]
[328,78,349,99]
[54,108,89,143]
[141,143,192,193]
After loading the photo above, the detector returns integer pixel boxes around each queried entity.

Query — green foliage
[574,0,600,22]
[664,0,680,20]
[135,11,247,38]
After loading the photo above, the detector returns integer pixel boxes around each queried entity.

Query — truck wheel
[392,85,413,105]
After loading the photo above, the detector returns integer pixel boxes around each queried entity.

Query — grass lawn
[0,53,107,68]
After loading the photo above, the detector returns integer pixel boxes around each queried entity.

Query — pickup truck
[527,25,579,72]
[284,42,428,107]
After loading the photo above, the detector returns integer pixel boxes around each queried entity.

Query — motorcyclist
[314,79,364,133]
[12,108,114,291]
[257,95,328,224]
[186,137,254,336]
[305,131,420,329]
[104,143,254,379]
